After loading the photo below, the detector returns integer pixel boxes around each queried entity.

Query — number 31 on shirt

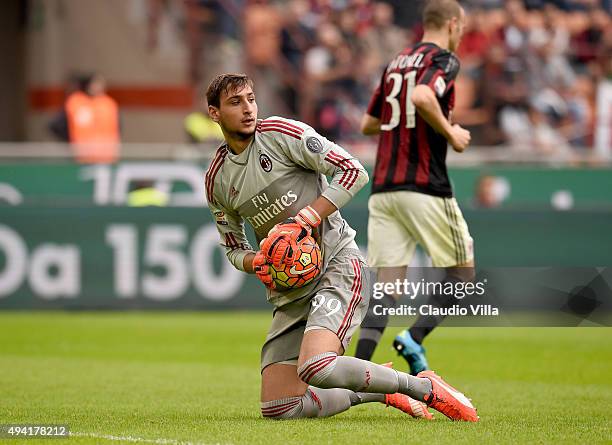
[381,71,417,131]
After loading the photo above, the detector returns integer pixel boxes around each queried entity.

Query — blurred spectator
[243,0,283,115]
[244,0,280,68]
[279,1,314,115]
[127,180,169,207]
[184,110,224,144]
[453,9,494,140]
[502,0,531,54]
[473,174,510,208]
[303,22,357,137]
[49,73,120,164]
[150,0,611,152]
[594,44,612,157]
[361,2,407,74]
[527,104,572,154]
[183,1,242,83]
[563,75,595,147]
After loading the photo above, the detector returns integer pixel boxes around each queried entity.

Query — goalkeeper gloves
[252,251,274,289]
[260,206,321,268]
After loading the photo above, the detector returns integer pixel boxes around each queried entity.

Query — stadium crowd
[162,0,612,150]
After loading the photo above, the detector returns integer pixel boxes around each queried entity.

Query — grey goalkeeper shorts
[260,247,370,371]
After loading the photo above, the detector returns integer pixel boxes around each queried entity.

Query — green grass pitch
[1,312,610,445]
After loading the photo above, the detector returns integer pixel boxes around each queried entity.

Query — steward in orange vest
[63,74,120,163]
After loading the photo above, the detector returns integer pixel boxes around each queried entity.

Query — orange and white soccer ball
[269,235,322,289]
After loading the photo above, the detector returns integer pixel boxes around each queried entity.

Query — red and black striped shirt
[367,42,460,198]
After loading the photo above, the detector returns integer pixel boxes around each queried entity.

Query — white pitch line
[71,431,226,445]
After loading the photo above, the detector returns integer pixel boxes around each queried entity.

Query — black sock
[409,275,466,344]
[408,325,429,345]
[355,293,396,360]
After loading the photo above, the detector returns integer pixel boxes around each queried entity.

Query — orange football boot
[381,362,433,419]
[417,370,479,422]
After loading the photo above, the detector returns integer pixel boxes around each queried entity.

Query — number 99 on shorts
[310,295,341,317]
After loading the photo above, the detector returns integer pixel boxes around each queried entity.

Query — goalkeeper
[205,73,478,421]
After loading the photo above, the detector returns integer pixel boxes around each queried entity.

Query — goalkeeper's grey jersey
[205,116,369,307]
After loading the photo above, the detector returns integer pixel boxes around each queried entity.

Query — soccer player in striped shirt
[204,73,477,421]
[357,0,476,374]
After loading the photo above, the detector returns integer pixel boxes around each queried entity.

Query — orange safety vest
[65,91,120,163]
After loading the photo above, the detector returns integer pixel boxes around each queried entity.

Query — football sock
[408,276,463,344]
[261,387,384,419]
[355,293,396,360]
[353,392,386,404]
[298,352,432,402]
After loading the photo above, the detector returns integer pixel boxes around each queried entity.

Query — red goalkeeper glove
[260,206,322,268]
[252,251,274,289]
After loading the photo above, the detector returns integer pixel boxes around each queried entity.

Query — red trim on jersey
[325,151,361,189]
[257,127,302,140]
[259,121,303,134]
[415,120,431,186]
[261,119,304,134]
[205,148,228,204]
[329,153,356,188]
[337,259,363,341]
[258,124,302,137]
[224,233,239,250]
[257,119,304,140]
[205,148,226,200]
[345,171,358,190]
[325,158,355,189]
[204,152,222,203]
[325,150,354,166]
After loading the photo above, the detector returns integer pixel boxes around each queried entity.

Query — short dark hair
[422,0,462,29]
[206,73,253,108]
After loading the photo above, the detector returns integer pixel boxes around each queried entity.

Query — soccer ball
[269,235,322,289]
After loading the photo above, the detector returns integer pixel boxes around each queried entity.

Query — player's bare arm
[411,84,470,152]
[242,253,256,273]
[307,195,338,221]
[360,113,381,135]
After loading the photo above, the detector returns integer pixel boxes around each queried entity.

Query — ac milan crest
[259,153,272,172]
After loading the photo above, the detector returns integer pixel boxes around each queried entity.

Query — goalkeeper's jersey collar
[226,138,254,166]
